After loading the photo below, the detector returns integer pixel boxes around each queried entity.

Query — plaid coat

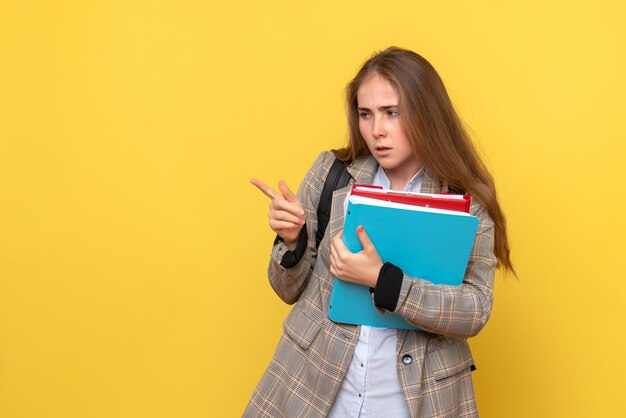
[244,151,497,418]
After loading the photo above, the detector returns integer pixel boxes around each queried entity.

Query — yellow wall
[1,1,624,417]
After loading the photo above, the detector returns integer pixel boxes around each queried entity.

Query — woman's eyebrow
[357,105,398,111]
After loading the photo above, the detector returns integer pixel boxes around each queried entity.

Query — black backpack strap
[316,158,351,250]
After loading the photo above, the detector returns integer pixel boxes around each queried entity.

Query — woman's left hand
[330,225,383,288]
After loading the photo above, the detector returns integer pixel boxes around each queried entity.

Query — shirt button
[402,355,413,365]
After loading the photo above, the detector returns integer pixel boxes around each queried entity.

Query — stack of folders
[328,184,479,330]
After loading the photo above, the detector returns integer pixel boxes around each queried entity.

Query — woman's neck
[385,166,422,191]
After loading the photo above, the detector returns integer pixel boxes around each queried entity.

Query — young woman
[246,47,514,418]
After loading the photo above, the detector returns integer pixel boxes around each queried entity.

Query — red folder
[350,184,472,213]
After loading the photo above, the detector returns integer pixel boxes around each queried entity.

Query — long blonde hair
[334,47,515,274]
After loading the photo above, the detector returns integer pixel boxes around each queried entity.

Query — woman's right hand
[250,178,305,249]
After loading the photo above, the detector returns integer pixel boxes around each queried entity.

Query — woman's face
[356,73,421,189]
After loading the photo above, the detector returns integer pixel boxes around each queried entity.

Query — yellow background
[1,1,624,417]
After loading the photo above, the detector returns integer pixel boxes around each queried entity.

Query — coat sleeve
[392,202,498,338]
[266,151,334,304]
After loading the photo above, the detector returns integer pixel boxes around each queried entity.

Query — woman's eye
[388,110,398,117]
[359,112,370,119]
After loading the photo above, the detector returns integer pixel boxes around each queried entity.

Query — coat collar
[345,155,378,185]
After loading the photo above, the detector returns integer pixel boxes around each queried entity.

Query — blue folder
[328,197,479,330]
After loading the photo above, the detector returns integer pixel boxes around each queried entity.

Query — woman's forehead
[357,74,399,106]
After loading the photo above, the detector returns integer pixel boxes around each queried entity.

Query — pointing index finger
[250,178,281,200]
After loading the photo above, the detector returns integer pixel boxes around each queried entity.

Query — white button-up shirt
[328,165,424,418]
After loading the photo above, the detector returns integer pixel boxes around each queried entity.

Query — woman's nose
[373,117,386,138]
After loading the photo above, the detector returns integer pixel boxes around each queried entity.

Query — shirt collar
[372,165,425,193]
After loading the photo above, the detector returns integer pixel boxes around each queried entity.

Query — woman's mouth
[374,146,392,156]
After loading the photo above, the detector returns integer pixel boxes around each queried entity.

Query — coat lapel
[327,156,378,241]
[345,155,379,185]
[326,155,378,244]
[419,166,445,194]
